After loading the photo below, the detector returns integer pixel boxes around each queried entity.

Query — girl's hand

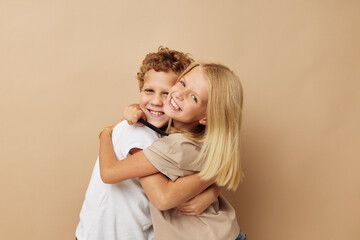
[123,104,145,126]
[175,184,220,216]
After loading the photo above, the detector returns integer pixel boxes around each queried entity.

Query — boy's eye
[163,92,169,95]
[144,89,154,93]
[179,80,185,87]
[191,95,198,103]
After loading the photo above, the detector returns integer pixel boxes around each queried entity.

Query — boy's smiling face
[139,69,178,128]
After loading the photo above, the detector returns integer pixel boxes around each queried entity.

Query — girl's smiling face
[140,69,178,128]
[164,66,208,130]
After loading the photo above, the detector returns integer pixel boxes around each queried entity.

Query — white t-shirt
[76,121,160,240]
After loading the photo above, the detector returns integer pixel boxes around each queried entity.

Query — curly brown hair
[137,46,194,90]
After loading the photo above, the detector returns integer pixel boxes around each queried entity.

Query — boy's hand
[123,104,145,126]
[175,184,220,216]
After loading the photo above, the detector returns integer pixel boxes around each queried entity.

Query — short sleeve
[112,121,159,157]
[143,134,202,181]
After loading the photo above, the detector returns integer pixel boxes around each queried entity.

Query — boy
[76,47,193,240]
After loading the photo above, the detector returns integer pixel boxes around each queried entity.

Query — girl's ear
[199,117,207,125]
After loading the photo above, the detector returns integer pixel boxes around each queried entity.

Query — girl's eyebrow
[183,76,202,99]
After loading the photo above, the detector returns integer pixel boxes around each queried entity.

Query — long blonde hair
[169,62,244,190]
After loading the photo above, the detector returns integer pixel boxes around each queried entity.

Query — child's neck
[172,120,201,133]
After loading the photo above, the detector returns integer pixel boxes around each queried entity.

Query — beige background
[1,0,359,239]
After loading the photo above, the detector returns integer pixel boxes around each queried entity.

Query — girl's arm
[99,128,159,183]
[123,104,146,126]
[139,172,216,211]
[99,121,218,211]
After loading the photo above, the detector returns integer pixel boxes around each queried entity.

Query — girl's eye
[144,89,154,93]
[163,92,169,95]
[179,80,185,87]
[191,95,198,103]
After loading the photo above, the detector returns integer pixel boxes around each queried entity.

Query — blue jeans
[235,230,247,240]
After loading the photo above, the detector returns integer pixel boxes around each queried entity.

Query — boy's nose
[151,94,163,105]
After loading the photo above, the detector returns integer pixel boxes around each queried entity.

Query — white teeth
[171,98,181,111]
[149,110,163,116]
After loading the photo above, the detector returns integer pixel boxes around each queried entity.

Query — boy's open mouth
[148,109,165,117]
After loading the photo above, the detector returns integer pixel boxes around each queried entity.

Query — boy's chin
[146,118,169,129]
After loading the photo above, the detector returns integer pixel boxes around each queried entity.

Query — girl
[76,47,219,240]
[99,62,246,239]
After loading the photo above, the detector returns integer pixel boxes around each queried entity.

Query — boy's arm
[139,173,215,211]
[99,129,159,183]
[175,184,220,215]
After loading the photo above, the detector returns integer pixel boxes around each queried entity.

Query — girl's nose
[173,90,185,101]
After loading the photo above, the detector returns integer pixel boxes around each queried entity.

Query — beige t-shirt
[143,133,240,240]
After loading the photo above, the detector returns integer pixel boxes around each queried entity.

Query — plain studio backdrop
[0,1,359,239]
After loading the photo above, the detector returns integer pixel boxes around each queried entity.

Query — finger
[180,211,197,216]
[130,115,140,124]
[177,201,191,207]
[175,203,186,209]
[135,122,144,127]
[126,118,133,125]
[176,206,194,212]
[175,203,188,210]
[134,116,144,126]
[130,116,136,124]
